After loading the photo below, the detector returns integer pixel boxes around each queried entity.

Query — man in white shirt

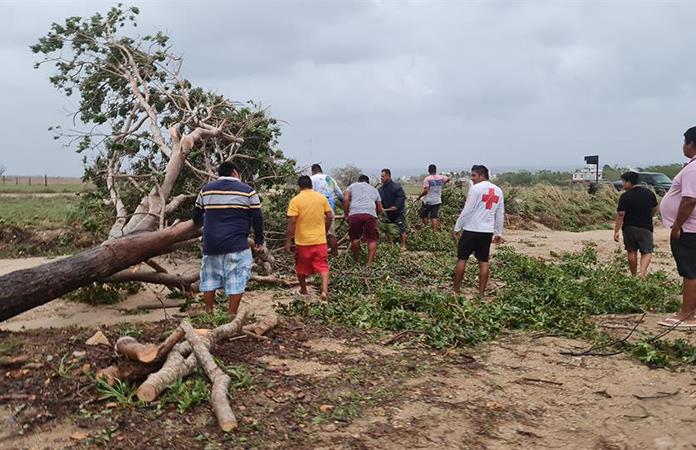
[310,164,344,256]
[453,165,505,295]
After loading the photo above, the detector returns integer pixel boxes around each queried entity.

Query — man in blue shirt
[379,168,408,253]
[192,161,264,316]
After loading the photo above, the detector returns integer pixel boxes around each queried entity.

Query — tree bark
[0,221,200,322]
[181,320,237,432]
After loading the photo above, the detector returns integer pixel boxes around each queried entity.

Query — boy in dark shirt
[613,171,658,278]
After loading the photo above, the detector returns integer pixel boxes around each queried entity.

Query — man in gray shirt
[343,175,383,266]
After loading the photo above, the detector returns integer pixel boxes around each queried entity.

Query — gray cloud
[2,1,696,176]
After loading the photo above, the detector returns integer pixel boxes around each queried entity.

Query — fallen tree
[0,5,296,321]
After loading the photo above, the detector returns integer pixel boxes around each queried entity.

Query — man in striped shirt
[192,161,265,316]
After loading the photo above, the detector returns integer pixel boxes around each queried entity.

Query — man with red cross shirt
[453,165,505,295]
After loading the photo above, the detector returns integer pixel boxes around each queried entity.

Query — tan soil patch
[316,334,696,449]
[0,405,79,450]
[306,337,397,359]
[258,355,340,378]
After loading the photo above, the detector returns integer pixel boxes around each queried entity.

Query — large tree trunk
[0,221,200,322]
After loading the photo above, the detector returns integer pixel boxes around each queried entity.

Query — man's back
[455,181,504,234]
[311,173,340,210]
[618,187,657,231]
[288,190,331,246]
[193,177,263,255]
[423,174,449,205]
[347,182,381,217]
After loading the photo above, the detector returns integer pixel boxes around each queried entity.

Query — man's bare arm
[671,197,696,239]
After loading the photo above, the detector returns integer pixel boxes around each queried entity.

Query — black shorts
[382,213,407,236]
[622,226,653,254]
[457,230,493,262]
[419,203,441,219]
[671,232,696,280]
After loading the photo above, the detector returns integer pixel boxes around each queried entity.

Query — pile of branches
[97,308,278,431]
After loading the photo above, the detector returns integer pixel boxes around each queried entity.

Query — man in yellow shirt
[285,175,333,300]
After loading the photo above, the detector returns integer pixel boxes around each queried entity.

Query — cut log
[115,337,159,364]
[137,310,248,402]
[96,360,160,384]
[244,312,279,336]
[136,350,198,402]
[115,328,185,364]
[0,221,201,322]
[155,328,185,361]
[181,320,237,432]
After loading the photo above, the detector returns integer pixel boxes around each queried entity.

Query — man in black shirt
[379,168,408,253]
[614,171,658,277]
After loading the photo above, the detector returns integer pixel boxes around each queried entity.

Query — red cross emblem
[482,188,499,209]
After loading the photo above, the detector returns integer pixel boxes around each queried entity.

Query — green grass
[0,183,92,193]
[0,195,79,229]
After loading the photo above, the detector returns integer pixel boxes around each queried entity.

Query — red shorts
[295,244,329,275]
[348,214,379,243]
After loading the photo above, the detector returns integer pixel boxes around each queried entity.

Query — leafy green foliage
[281,245,680,351]
[502,185,619,231]
[32,5,297,232]
[95,378,138,407]
[161,375,210,413]
[191,307,231,328]
[628,338,696,368]
[66,282,141,305]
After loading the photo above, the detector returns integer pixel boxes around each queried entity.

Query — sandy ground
[2,227,695,449]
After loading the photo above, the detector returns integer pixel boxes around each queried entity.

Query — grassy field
[0,183,91,193]
[0,195,79,229]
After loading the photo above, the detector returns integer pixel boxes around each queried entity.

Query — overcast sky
[2,0,696,177]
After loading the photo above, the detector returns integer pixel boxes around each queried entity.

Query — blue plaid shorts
[199,249,253,295]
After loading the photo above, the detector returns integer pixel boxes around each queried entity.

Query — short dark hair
[428,164,436,174]
[471,165,489,179]
[381,168,391,177]
[621,171,639,185]
[358,174,369,183]
[218,161,239,177]
[685,127,696,146]
[311,164,322,174]
[298,175,312,189]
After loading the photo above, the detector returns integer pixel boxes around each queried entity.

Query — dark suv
[612,172,672,195]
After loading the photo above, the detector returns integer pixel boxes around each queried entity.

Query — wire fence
[1,175,83,187]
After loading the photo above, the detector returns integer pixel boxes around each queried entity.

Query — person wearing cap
[658,126,696,328]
